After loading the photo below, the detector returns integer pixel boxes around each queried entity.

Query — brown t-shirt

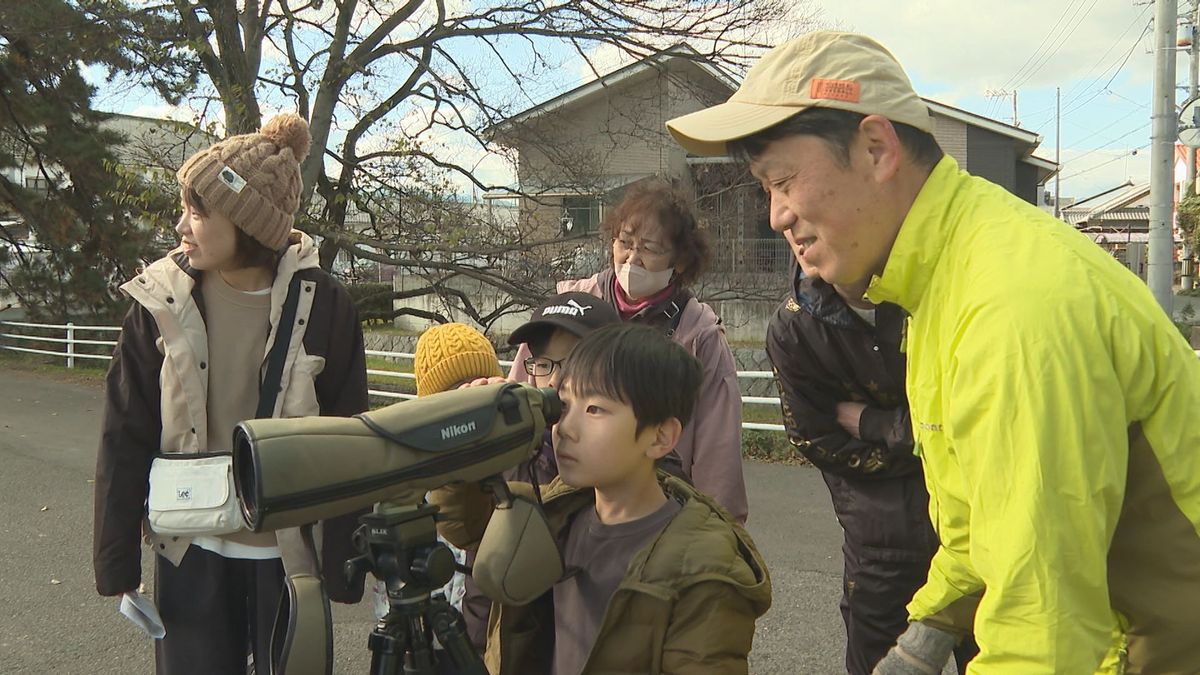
[198,271,276,552]
[551,497,682,675]
[202,271,271,452]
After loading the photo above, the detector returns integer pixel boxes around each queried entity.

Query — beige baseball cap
[666,31,932,157]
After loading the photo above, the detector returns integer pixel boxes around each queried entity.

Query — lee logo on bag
[176,487,192,501]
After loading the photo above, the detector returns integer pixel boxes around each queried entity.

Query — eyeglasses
[613,236,672,259]
[524,356,566,377]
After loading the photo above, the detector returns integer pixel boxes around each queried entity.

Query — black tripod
[344,503,486,675]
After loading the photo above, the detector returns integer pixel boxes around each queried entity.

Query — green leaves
[0,1,176,322]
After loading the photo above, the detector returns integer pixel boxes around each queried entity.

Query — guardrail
[1,321,787,431]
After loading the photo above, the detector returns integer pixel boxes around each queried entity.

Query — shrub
[346,283,394,325]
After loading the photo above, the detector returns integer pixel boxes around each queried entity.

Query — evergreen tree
[0,0,192,321]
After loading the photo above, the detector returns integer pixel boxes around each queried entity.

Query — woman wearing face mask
[510,179,748,523]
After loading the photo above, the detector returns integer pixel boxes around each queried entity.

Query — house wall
[99,114,214,180]
[513,67,670,190]
[509,61,736,238]
[965,124,1018,194]
[931,113,968,167]
[665,62,733,183]
[1014,162,1039,204]
[1,114,211,195]
[930,113,1041,205]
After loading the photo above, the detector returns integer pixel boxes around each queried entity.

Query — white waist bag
[147,452,246,536]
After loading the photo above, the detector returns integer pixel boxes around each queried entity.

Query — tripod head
[346,503,486,675]
[345,504,457,605]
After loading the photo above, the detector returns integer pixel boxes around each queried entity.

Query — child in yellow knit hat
[413,322,504,397]
[372,322,503,631]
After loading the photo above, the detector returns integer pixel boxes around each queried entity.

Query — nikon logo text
[441,420,477,440]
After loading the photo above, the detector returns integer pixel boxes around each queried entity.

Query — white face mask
[615,263,674,299]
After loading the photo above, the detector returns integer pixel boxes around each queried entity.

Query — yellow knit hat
[414,323,503,397]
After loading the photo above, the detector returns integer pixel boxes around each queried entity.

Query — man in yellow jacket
[667,31,1200,674]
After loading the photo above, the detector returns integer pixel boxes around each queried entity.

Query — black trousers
[154,545,285,675]
[823,471,976,675]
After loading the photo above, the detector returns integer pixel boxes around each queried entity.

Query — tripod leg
[403,610,439,675]
[368,614,406,675]
[426,595,487,675]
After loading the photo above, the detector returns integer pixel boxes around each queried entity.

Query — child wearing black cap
[507,291,621,392]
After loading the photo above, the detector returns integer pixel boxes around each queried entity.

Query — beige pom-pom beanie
[177,113,312,250]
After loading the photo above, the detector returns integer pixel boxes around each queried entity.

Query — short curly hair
[600,179,711,288]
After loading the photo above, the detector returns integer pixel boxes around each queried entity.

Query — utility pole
[1148,0,1178,313]
[1184,2,1199,290]
[1055,87,1062,219]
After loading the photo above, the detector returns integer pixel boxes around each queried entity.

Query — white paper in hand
[119,591,166,639]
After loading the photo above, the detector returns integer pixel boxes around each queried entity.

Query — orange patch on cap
[810,78,861,103]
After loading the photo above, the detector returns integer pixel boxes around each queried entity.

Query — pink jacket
[509,273,748,522]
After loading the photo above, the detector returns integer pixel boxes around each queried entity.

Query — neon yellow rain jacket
[867,157,1200,674]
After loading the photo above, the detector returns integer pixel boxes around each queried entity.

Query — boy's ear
[645,417,683,460]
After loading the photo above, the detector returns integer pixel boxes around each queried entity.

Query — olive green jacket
[431,474,771,674]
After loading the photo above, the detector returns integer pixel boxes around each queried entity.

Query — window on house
[561,196,601,235]
[24,176,51,194]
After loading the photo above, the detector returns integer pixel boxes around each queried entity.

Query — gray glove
[872,622,956,675]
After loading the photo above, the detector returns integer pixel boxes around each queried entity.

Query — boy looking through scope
[431,323,771,674]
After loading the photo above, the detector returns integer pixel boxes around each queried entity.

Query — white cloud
[815,0,1155,92]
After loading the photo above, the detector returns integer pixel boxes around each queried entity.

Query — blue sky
[91,0,1168,202]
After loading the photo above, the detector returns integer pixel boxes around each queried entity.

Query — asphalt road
[0,368,846,674]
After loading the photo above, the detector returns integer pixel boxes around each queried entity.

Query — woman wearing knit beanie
[93,114,370,675]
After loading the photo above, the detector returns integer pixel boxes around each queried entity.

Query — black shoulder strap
[256,276,303,419]
[664,288,692,337]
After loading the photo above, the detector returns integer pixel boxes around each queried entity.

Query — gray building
[485,46,1058,283]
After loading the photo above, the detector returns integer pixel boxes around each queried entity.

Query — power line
[1066,122,1151,167]
[1058,4,1152,106]
[1059,20,1153,120]
[1068,108,1146,148]
[1021,8,1153,132]
[1009,0,1103,92]
[1059,144,1148,183]
[985,0,1094,117]
[993,0,1085,102]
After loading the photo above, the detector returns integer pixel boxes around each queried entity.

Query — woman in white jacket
[93,114,368,674]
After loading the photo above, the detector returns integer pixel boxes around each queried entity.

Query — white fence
[0,321,123,368]
[0,320,787,432]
